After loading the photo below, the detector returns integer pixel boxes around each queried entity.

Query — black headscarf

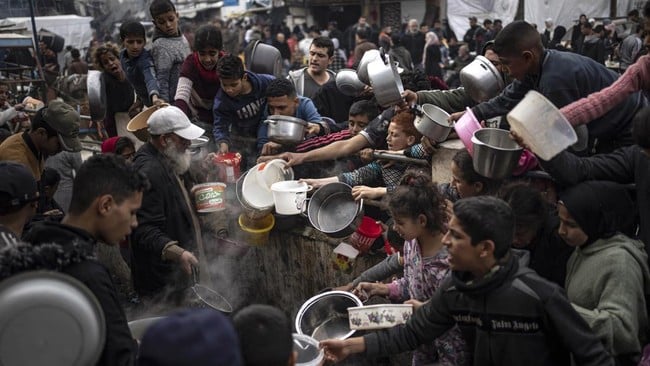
[558,181,636,244]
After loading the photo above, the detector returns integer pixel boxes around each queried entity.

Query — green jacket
[416,88,475,114]
[566,233,650,359]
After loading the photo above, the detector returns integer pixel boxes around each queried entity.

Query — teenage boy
[119,20,162,107]
[213,54,274,162]
[0,100,81,181]
[454,20,645,154]
[18,154,150,366]
[149,0,191,103]
[321,196,614,366]
[0,162,38,247]
[287,36,336,99]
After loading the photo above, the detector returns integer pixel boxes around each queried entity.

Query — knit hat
[138,309,242,366]
[0,162,39,209]
[147,106,204,140]
[42,100,81,152]
[101,136,120,154]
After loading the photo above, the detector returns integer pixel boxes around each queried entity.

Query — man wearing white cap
[130,106,207,304]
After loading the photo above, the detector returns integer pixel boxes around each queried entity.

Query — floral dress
[387,239,469,366]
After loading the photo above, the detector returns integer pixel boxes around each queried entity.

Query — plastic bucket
[454,107,482,154]
[212,153,242,183]
[349,216,383,254]
[191,183,226,213]
[507,90,577,161]
[238,213,275,246]
[293,333,324,366]
[270,180,311,215]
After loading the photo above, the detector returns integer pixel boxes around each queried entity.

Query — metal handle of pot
[263,119,277,125]
[372,151,430,166]
[300,197,311,218]
[379,47,389,65]
[410,104,423,117]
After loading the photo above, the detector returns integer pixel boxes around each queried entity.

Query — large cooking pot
[264,115,308,144]
[295,290,363,341]
[367,52,404,108]
[356,49,381,85]
[471,128,523,180]
[336,69,367,97]
[413,104,453,143]
[306,182,364,238]
[460,55,505,103]
[0,271,105,366]
[87,70,106,121]
[245,40,283,77]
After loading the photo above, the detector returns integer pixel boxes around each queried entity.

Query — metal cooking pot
[336,69,367,97]
[295,290,363,341]
[87,70,106,121]
[460,56,505,103]
[264,115,308,145]
[413,104,453,143]
[471,128,523,180]
[356,49,380,85]
[189,136,210,161]
[367,52,404,108]
[306,182,364,238]
[0,271,105,366]
[245,40,283,77]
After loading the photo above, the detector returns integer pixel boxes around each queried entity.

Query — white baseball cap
[147,106,205,140]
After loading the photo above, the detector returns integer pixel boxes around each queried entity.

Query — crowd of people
[1,0,650,365]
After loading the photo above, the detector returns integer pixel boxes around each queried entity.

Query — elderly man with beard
[130,106,207,304]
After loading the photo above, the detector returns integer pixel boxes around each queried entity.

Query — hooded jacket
[16,221,137,366]
[363,254,614,366]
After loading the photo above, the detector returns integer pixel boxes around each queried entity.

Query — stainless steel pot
[367,52,404,108]
[336,69,367,97]
[295,290,363,341]
[264,115,308,144]
[460,56,505,103]
[246,40,283,77]
[471,128,523,179]
[357,49,380,85]
[189,136,210,161]
[306,182,363,238]
[0,271,105,366]
[86,70,106,121]
[413,104,453,142]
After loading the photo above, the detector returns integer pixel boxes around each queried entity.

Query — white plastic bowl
[270,180,311,215]
[507,90,577,161]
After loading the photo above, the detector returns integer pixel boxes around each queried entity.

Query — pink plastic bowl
[454,107,482,154]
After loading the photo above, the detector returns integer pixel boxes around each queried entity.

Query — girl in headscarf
[558,180,649,365]
[423,32,443,79]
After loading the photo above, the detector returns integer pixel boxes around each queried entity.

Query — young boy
[149,0,191,103]
[213,54,274,165]
[119,20,162,107]
[321,196,615,366]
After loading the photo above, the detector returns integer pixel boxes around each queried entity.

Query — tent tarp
[5,15,94,53]
[447,0,519,45]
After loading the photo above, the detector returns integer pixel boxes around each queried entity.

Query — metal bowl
[86,70,106,121]
[460,56,505,103]
[0,271,106,366]
[246,40,283,77]
[307,182,364,238]
[336,69,367,97]
[368,55,404,108]
[414,104,452,142]
[264,115,308,145]
[295,291,363,341]
[472,128,523,179]
[356,49,380,85]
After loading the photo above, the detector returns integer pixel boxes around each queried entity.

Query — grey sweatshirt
[151,30,191,102]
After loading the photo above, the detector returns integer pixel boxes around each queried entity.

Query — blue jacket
[120,49,159,107]
[213,71,275,149]
[471,50,645,144]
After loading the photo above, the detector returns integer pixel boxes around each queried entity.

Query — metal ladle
[190,265,233,314]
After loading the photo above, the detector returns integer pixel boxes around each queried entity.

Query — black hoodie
[363,254,614,366]
[16,221,137,366]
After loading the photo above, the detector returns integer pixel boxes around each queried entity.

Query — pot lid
[267,115,308,126]
[0,271,106,366]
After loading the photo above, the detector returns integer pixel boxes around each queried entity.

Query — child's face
[391,214,423,241]
[385,123,414,151]
[123,36,146,58]
[154,11,180,37]
[100,52,123,78]
[198,47,220,70]
[557,203,588,247]
[267,95,298,116]
[347,114,369,136]
[220,77,244,98]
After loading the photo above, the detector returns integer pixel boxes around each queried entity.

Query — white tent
[6,15,94,52]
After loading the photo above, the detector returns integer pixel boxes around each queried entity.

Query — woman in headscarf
[558,180,649,365]
[423,32,443,79]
